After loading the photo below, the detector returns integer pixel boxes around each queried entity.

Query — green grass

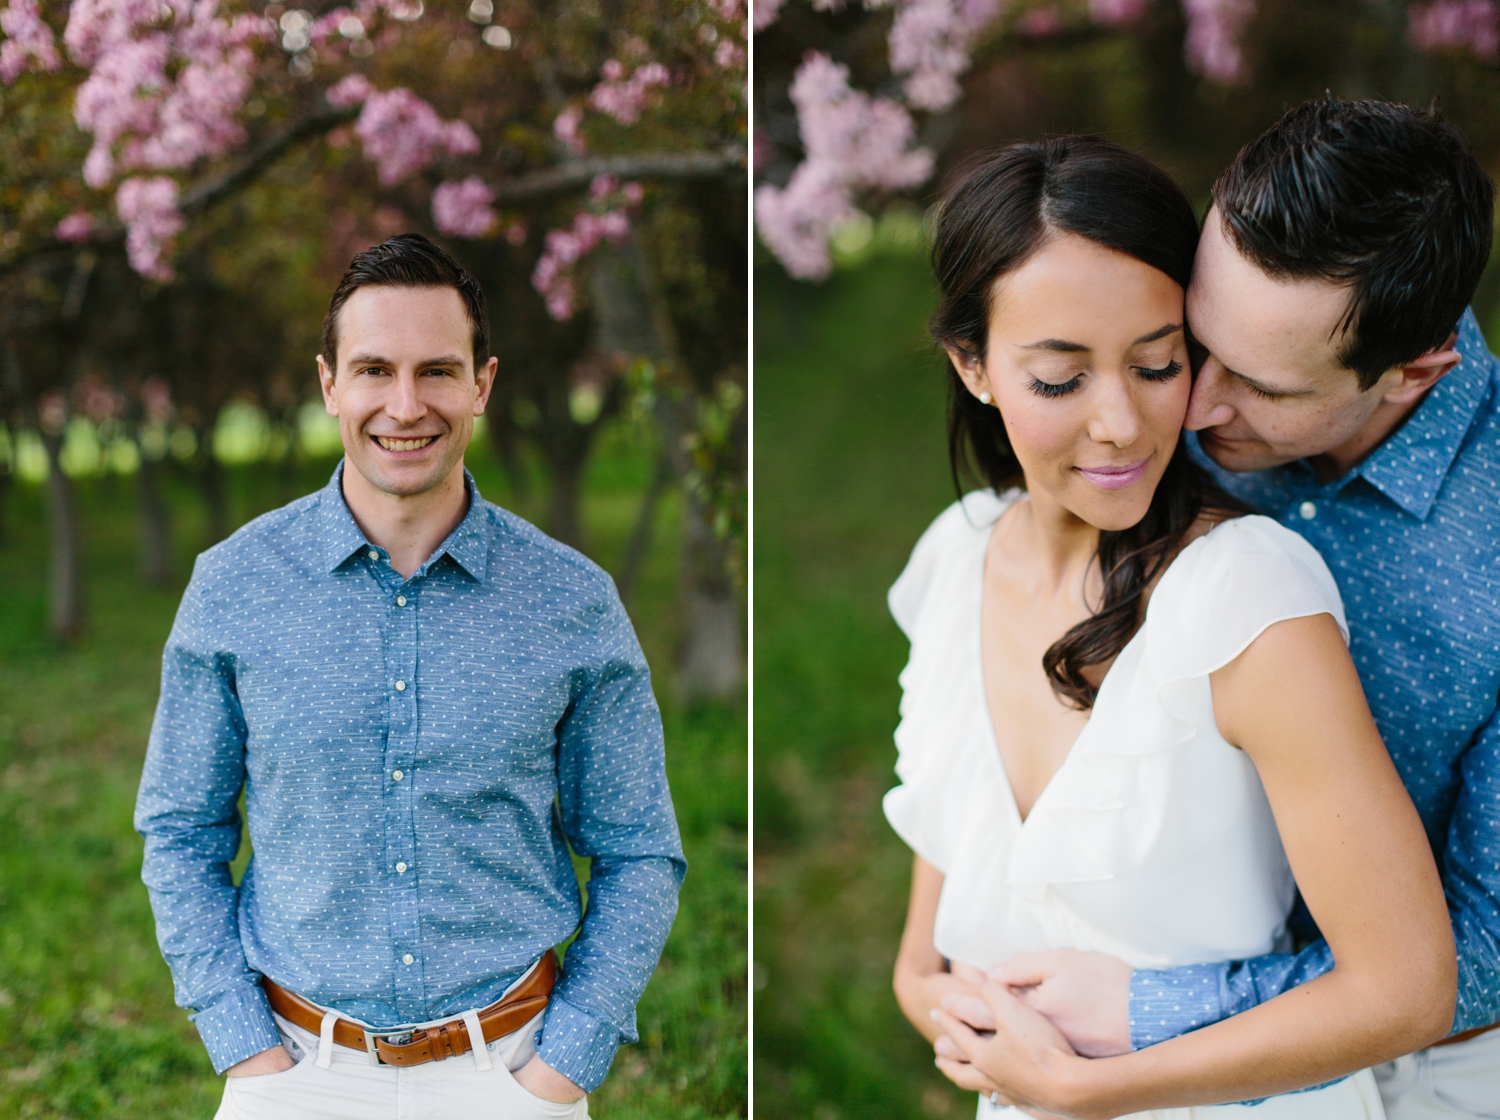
[752,254,979,1120]
[0,431,745,1118]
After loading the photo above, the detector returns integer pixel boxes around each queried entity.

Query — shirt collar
[319,460,490,582]
[1352,307,1495,520]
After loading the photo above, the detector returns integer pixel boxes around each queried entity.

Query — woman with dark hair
[884,137,1453,1118]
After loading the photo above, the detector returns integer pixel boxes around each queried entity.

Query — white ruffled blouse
[884,489,1349,974]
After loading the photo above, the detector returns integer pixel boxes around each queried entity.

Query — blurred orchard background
[0,0,745,1115]
[753,1,1500,1117]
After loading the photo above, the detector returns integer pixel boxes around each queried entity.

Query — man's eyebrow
[1016,339,1090,353]
[345,353,467,368]
[1133,323,1182,345]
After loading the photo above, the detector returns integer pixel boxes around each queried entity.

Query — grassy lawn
[0,432,745,1118]
[752,252,979,1120]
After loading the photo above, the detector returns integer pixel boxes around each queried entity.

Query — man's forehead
[1189,215,1354,387]
[338,285,472,363]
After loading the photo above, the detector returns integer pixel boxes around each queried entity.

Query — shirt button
[368,550,380,561]
[396,862,407,874]
[394,680,406,692]
[402,953,414,965]
[396,596,406,607]
[392,770,403,781]
[1298,501,1317,520]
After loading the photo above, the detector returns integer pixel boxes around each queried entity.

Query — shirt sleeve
[134,562,283,1074]
[536,582,687,1091]
[1130,701,1500,1048]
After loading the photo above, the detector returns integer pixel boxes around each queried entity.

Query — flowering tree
[753,0,1500,279]
[1,0,747,691]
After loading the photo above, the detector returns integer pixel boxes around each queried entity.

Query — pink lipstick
[1076,459,1149,490]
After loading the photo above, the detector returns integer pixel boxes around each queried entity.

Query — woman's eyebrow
[1016,339,1090,352]
[1133,322,1182,344]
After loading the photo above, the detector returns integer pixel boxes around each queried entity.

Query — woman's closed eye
[1027,373,1083,398]
[1133,358,1184,382]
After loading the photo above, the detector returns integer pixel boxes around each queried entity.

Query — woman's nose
[1087,377,1143,448]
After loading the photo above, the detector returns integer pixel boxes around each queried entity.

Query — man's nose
[386,371,426,423]
[1185,356,1236,432]
[1087,376,1143,448]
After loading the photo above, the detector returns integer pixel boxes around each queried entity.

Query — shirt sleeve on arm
[1440,704,1500,1035]
[134,561,282,1073]
[540,582,687,1091]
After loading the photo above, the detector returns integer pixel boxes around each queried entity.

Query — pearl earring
[978,391,992,405]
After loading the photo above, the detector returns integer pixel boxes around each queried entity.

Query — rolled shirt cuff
[192,982,284,1075]
[535,995,624,1092]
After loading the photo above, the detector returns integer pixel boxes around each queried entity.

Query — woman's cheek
[1000,397,1080,476]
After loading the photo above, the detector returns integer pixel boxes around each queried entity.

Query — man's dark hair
[1212,95,1494,390]
[320,233,489,371]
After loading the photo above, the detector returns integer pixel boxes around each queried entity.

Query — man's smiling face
[1184,207,1396,472]
[318,284,495,498]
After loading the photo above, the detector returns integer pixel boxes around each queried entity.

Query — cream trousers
[213,1008,588,1120]
[1374,1027,1500,1120]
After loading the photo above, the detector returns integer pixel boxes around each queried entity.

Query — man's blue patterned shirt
[135,463,685,1088]
[1130,308,1500,1051]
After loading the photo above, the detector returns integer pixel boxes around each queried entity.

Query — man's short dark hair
[321,233,490,371]
[1212,95,1494,389]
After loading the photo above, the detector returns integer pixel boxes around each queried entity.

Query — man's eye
[1242,379,1284,400]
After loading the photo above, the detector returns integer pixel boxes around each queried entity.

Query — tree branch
[179,102,360,216]
[490,144,747,202]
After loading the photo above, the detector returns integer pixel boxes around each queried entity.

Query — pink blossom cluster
[326,72,373,106]
[553,104,587,155]
[116,174,183,280]
[755,53,932,278]
[65,0,268,189]
[140,375,174,422]
[0,0,60,83]
[531,175,644,320]
[354,87,480,185]
[588,59,670,125]
[752,0,788,30]
[1409,0,1499,61]
[888,0,1002,111]
[1090,0,1147,23]
[1181,0,1255,82]
[56,210,95,242]
[432,176,497,238]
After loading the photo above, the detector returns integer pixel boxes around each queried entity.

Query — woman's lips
[1076,459,1149,490]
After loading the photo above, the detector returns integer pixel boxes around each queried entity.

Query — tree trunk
[197,433,229,545]
[543,443,586,550]
[138,449,172,585]
[677,487,742,700]
[614,451,672,605]
[41,432,84,642]
[488,418,535,510]
[0,444,11,547]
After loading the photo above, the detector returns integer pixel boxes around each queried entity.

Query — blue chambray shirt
[1130,308,1500,1052]
[135,463,685,1088]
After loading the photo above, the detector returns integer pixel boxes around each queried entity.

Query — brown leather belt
[1433,1018,1500,1048]
[261,951,557,1067]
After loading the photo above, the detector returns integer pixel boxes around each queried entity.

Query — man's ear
[945,344,990,401]
[1383,331,1461,406]
[317,354,338,416]
[473,356,498,415]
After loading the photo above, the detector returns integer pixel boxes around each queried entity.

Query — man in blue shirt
[930,99,1500,1118]
[135,234,684,1118]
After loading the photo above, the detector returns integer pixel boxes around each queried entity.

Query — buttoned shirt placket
[365,546,426,1019]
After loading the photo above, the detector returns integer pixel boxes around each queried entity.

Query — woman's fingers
[979,981,1078,1056]
[940,988,999,1031]
[935,1053,1006,1096]
[951,959,989,986]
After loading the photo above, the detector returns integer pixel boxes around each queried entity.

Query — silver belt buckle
[363,1027,415,1066]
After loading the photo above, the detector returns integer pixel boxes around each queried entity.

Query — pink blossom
[714,37,746,68]
[1181,0,1255,82]
[712,0,745,18]
[326,72,374,106]
[0,0,61,84]
[531,179,643,320]
[1409,1,1499,61]
[622,181,644,206]
[140,375,173,422]
[888,0,1000,111]
[790,53,932,189]
[1089,0,1147,24]
[355,87,478,184]
[589,173,619,200]
[554,105,586,155]
[55,211,95,242]
[504,220,527,246]
[588,59,669,125]
[1017,4,1063,35]
[431,176,497,238]
[754,164,853,280]
[116,174,183,281]
[752,0,788,30]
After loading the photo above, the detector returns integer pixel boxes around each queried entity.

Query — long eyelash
[1242,379,1281,400]
[1027,375,1082,398]
[1135,359,1184,382]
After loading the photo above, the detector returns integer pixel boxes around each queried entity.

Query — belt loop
[317,1009,339,1069]
[462,1009,492,1072]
